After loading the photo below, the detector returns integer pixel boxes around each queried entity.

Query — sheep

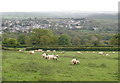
[71,58,80,64]
[47,54,55,59]
[77,51,82,54]
[35,50,38,52]
[38,49,43,52]
[99,52,104,55]
[46,54,59,60]
[93,51,95,53]
[113,51,115,54]
[29,50,35,54]
[53,56,58,60]
[19,50,22,52]
[42,53,47,58]
[47,50,51,53]
[104,53,109,56]
[53,50,56,52]
[61,51,65,54]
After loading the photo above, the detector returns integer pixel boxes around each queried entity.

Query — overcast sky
[0,0,119,12]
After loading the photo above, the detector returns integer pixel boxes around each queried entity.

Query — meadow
[2,50,118,81]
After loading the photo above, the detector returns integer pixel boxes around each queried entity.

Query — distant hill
[2,12,117,19]
[87,13,117,20]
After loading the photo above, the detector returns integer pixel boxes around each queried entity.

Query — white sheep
[113,51,115,54]
[99,52,104,55]
[29,50,35,54]
[71,58,80,64]
[77,51,82,54]
[47,54,59,60]
[35,50,38,52]
[47,50,51,53]
[61,51,65,54]
[104,53,109,56]
[53,50,56,52]
[46,54,54,59]
[93,51,95,53]
[38,49,43,52]
[19,50,22,52]
[42,53,47,58]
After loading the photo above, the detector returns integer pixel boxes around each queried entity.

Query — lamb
[47,54,55,59]
[77,51,82,54]
[93,51,95,53]
[113,51,115,54]
[38,49,43,52]
[71,58,80,64]
[19,50,22,52]
[42,53,47,58]
[47,50,51,53]
[29,50,35,54]
[99,52,104,55]
[47,54,59,60]
[104,53,109,56]
[53,50,56,52]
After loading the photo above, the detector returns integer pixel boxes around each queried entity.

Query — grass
[2,50,118,81]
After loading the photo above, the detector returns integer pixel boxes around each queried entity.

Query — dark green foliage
[58,34,71,46]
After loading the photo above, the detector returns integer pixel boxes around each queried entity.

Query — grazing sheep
[53,50,56,52]
[19,50,22,52]
[46,54,59,60]
[113,51,115,54]
[42,53,47,58]
[53,56,58,60]
[77,51,82,54]
[71,58,80,64]
[61,51,65,54]
[104,53,109,56]
[47,50,51,53]
[47,54,55,59]
[93,51,95,53]
[99,52,104,55]
[30,50,35,54]
[35,50,38,52]
[38,49,43,52]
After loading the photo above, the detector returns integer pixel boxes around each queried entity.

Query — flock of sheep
[19,49,116,65]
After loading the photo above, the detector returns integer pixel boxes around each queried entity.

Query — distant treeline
[2,29,120,48]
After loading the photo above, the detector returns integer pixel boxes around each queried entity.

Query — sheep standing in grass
[93,51,95,53]
[99,52,104,55]
[77,51,82,54]
[29,50,35,54]
[104,53,109,56]
[19,50,22,52]
[71,58,80,64]
[47,54,55,59]
[53,50,56,52]
[42,53,47,58]
[113,51,115,54]
[61,51,65,54]
[47,50,51,53]
[38,49,43,52]
[47,54,59,60]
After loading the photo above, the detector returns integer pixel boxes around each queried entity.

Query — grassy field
[2,50,118,81]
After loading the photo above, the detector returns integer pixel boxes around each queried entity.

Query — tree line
[2,29,119,47]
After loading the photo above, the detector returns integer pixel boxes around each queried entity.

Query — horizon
[0,0,118,12]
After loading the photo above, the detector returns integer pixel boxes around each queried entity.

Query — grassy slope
[2,50,118,81]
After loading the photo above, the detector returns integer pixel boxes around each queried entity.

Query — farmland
[2,50,118,81]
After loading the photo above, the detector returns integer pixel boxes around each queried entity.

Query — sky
[0,0,119,12]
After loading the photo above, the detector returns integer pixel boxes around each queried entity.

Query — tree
[26,29,57,46]
[58,34,71,46]
[2,38,19,47]
[17,34,26,44]
[71,36,81,46]
[110,33,120,46]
